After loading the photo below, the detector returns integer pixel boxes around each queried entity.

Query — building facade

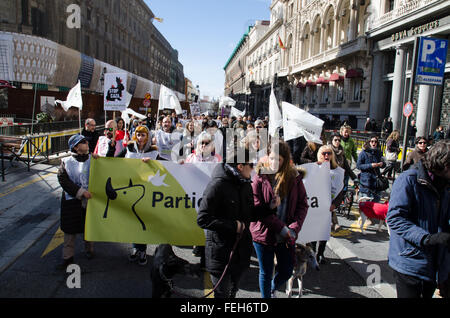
[366,0,450,137]
[0,0,186,120]
[224,26,251,113]
[246,16,282,117]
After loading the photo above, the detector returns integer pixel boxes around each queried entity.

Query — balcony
[371,0,440,30]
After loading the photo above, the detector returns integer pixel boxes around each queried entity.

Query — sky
[144,0,271,100]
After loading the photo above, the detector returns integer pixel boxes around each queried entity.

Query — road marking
[0,171,57,198]
[41,227,64,258]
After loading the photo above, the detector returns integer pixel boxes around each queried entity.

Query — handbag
[375,173,389,191]
[385,150,397,161]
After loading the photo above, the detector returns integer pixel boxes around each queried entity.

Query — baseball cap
[68,134,87,151]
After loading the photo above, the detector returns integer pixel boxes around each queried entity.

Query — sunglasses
[201,141,211,146]
[333,139,341,142]
[106,128,114,132]
[370,140,378,143]
[418,141,426,145]
[322,152,332,156]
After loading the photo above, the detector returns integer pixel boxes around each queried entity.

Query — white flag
[219,96,236,109]
[158,84,182,115]
[281,102,324,144]
[55,81,83,111]
[230,106,245,118]
[268,87,282,137]
[124,91,133,108]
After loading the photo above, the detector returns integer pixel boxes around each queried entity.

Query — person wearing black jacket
[197,148,263,298]
[81,118,99,154]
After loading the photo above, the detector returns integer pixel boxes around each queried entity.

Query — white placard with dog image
[104,73,128,111]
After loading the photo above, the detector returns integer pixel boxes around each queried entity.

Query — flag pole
[79,108,82,134]
[31,83,37,135]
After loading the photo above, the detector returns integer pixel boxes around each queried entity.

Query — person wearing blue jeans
[250,141,309,298]
[253,242,294,298]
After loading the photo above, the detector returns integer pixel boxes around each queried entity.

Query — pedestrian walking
[309,145,345,263]
[113,125,160,265]
[197,148,257,298]
[433,126,445,143]
[250,141,309,298]
[387,140,450,298]
[56,134,94,269]
[81,118,99,154]
[357,135,386,202]
[402,136,428,171]
[382,130,401,179]
[93,120,117,157]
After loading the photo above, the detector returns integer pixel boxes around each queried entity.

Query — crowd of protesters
[61,110,450,299]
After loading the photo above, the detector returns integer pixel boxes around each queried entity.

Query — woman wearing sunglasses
[250,141,309,298]
[309,145,346,264]
[185,131,222,163]
[357,135,386,202]
[402,136,428,171]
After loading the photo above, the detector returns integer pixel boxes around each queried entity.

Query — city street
[0,161,385,299]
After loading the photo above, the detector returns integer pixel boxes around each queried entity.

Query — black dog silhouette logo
[103,177,147,231]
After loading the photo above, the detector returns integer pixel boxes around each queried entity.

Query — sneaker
[317,255,328,265]
[138,251,148,266]
[270,290,277,298]
[128,248,139,262]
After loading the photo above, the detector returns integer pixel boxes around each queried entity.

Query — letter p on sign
[421,39,435,62]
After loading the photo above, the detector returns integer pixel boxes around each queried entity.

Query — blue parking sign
[416,37,448,85]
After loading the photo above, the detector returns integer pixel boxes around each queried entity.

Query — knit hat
[68,134,87,152]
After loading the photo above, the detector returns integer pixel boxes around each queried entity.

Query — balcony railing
[372,0,439,28]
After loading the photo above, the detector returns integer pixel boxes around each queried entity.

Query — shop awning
[345,69,363,78]
[306,80,316,86]
[316,77,329,84]
[330,73,344,81]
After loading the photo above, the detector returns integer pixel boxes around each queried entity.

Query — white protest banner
[219,96,236,109]
[104,73,128,111]
[268,86,282,137]
[55,80,83,111]
[330,166,345,201]
[296,162,332,244]
[159,84,182,115]
[230,106,245,118]
[282,102,324,143]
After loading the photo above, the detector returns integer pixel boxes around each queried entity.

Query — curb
[328,237,397,298]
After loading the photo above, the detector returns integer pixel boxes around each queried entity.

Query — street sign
[416,37,448,85]
[143,99,151,107]
[403,102,413,118]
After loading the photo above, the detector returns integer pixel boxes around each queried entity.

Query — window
[352,79,362,101]
[322,84,329,103]
[385,0,395,13]
[336,82,344,102]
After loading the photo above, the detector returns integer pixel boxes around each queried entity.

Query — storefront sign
[391,20,440,42]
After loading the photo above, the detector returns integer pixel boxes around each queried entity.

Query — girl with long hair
[250,141,309,298]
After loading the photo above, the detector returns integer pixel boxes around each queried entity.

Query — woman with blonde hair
[112,125,160,265]
[250,141,309,298]
[309,145,346,264]
[382,130,400,179]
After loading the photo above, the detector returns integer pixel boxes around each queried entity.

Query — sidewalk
[0,161,61,274]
